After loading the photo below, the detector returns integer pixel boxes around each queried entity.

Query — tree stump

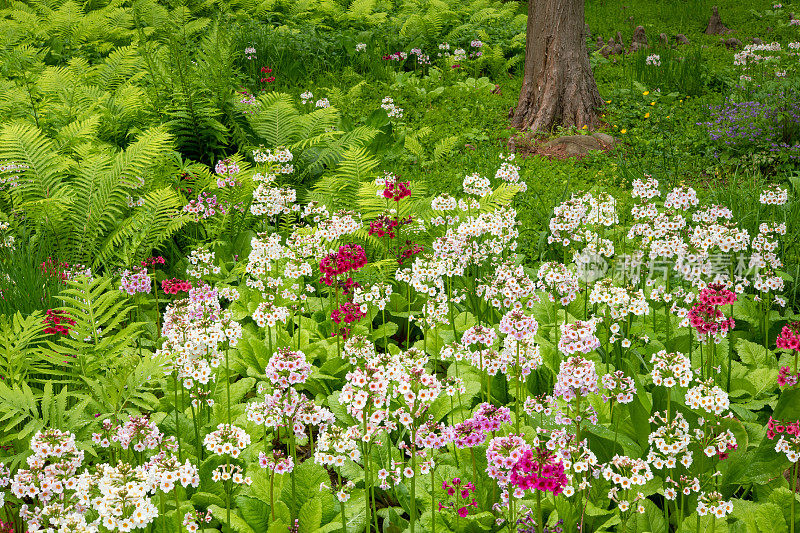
[724,38,742,50]
[630,26,648,52]
[659,33,669,46]
[675,34,690,45]
[705,6,730,35]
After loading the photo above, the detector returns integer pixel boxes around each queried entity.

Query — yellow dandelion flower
[621,129,627,134]
[644,112,650,118]
[643,91,649,96]
[650,101,655,106]
[606,100,611,103]
[582,125,588,130]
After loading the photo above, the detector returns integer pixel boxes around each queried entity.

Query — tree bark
[511,0,603,133]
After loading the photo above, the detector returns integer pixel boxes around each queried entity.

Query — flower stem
[536,490,543,533]
[792,460,798,533]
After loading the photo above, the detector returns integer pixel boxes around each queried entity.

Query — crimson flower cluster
[162,278,193,295]
[330,302,366,326]
[399,241,424,264]
[766,416,800,440]
[142,256,165,268]
[688,283,736,338]
[439,477,478,518]
[40,258,69,282]
[43,309,76,335]
[383,181,411,201]
[260,66,275,84]
[319,244,367,286]
[777,321,800,350]
[508,448,568,495]
[368,215,410,239]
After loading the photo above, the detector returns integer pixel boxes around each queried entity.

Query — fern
[96,187,190,267]
[46,276,144,382]
[0,122,72,211]
[310,146,378,211]
[0,311,48,386]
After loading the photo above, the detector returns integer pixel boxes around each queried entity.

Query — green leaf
[773,387,800,422]
[236,496,270,533]
[736,338,771,367]
[730,499,788,533]
[623,499,666,533]
[209,504,256,533]
[280,460,330,518]
[299,496,323,533]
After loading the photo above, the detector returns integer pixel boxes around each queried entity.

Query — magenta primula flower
[508,448,568,495]
[777,321,800,351]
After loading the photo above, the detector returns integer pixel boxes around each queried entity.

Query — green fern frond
[46,275,144,381]
[312,146,378,211]
[0,122,72,209]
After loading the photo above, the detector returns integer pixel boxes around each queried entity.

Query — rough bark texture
[705,6,730,34]
[512,0,603,133]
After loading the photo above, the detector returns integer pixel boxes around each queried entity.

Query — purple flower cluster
[697,90,800,160]
[451,403,511,448]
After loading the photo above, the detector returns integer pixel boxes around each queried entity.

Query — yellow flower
[679,99,683,103]
[606,100,611,103]
[621,129,627,134]
[643,91,650,96]
[644,112,650,118]
[613,125,618,129]
[650,101,655,106]
[582,125,588,130]
[666,115,670,118]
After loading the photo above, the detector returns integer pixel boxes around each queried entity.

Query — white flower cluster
[380,96,403,118]
[203,424,251,458]
[685,379,730,415]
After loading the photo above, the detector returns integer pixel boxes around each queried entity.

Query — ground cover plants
[1,0,800,531]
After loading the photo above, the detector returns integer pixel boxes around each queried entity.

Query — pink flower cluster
[557,319,600,355]
[319,244,367,286]
[777,321,800,350]
[778,366,799,387]
[120,266,151,295]
[161,278,192,295]
[508,448,568,496]
[115,415,163,451]
[461,325,498,347]
[689,284,736,340]
[688,304,735,338]
[698,283,737,306]
[258,449,294,474]
[499,309,538,340]
[766,416,800,440]
[553,356,599,401]
[265,348,311,389]
[452,403,512,448]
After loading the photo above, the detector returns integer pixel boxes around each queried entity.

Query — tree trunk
[511,0,603,133]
